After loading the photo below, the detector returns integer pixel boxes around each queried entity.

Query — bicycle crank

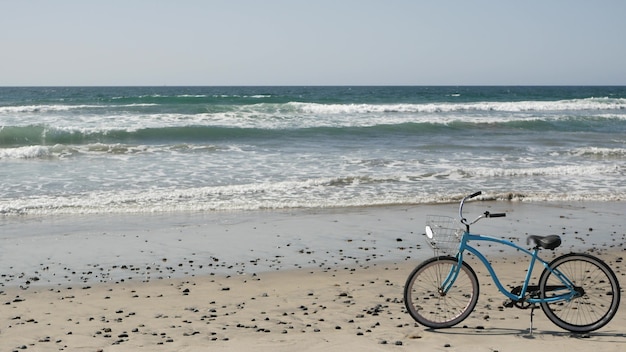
[502,285,540,309]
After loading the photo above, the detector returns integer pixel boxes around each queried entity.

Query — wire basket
[424,215,463,255]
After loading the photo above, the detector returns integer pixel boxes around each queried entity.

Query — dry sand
[0,202,624,351]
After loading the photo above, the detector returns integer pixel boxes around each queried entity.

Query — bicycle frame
[441,230,579,304]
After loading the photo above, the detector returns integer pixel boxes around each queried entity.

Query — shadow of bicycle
[425,326,626,343]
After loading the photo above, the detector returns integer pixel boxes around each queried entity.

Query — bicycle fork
[438,256,464,296]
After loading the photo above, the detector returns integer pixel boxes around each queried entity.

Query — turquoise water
[1,86,625,215]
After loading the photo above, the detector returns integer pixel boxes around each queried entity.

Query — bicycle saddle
[527,235,561,250]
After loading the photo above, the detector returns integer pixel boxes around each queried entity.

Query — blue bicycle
[404,191,620,333]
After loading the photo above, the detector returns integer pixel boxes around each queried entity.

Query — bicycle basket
[424,215,463,255]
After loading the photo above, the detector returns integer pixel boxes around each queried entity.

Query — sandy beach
[1,201,624,351]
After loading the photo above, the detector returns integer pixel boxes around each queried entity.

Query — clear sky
[1,0,625,86]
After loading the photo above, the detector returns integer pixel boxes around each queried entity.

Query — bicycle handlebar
[468,191,482,199]
[459,191,506,227]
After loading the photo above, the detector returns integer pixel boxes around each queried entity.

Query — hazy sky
[2,0,625,86]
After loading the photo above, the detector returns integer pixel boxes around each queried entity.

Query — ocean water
[1,86,625,216]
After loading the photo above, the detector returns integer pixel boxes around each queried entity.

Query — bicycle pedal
[502,300,515,308]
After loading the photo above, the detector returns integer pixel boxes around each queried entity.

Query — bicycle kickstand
[529,304,536,336]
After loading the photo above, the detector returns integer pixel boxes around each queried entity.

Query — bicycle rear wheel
[404,256,479,328]
[539,253,620,333]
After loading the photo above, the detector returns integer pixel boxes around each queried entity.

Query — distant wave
[2,113,626,148]
[570,147,626,158]
[290,98,626,114]
[0,103,157,114]
[2,97,625,115]
[0,142,231,159]
[0,125,278,147]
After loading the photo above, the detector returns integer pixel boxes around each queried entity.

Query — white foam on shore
[2,186,625,216]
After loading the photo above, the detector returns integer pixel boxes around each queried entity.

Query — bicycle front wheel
[404,256,479,328]
[539,253,620,333]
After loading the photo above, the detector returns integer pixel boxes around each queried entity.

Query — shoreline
[1,201,624,288]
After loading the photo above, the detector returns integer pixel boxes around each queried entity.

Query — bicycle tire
[539,253,620,333]
[404,256,479,328]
